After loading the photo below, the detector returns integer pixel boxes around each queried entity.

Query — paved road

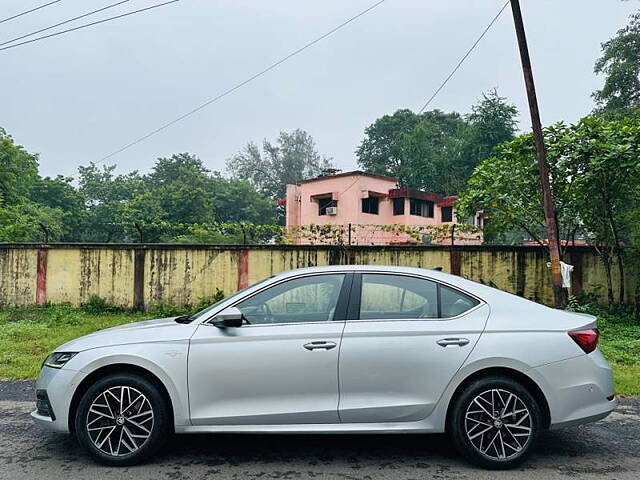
[1,381,639,480]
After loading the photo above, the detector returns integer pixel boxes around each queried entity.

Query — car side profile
[32,265,617,469]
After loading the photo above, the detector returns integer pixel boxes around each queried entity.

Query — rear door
[338,272,489,423]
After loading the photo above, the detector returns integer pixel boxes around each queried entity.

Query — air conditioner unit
[325,206,338,215]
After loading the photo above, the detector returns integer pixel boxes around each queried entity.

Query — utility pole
[510,0,564,308]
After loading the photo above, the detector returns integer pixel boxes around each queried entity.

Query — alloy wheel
[85,385,154,457]
[464,388,532,461]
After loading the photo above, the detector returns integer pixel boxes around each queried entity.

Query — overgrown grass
[1,300,638,396]
[0,304,157,379]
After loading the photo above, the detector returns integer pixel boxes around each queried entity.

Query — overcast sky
[2,0,638,178]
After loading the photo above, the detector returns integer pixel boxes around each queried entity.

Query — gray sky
[2,0,638,178]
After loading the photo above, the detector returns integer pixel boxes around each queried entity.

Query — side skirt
[176,421,443,435]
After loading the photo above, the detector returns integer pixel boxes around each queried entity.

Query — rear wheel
[75,373,170,466]
[449,375,541,469]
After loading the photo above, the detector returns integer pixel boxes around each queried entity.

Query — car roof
[269,264,533,307]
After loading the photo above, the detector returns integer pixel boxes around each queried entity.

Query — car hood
[55,317,198,352]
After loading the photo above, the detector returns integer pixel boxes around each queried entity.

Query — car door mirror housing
[211,307,244,328]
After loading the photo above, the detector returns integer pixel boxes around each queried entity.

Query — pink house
[284,171,483,245]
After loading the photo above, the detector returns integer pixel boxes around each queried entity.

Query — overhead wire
[0,0,131,47]
[0,0,179,52]
[0,0,62,25]
[417,0,510,113]
[95,0,387,165]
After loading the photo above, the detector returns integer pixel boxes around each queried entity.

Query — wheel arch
[445,366,551,431]
[68,363,175,433]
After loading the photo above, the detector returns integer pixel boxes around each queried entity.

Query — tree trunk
[635,277,640,321]
[603,254,614,305]
[616,249,626,304]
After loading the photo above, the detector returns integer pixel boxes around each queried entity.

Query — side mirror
[211,307,244,328]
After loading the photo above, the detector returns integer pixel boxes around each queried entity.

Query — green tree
[356,109,423,182]
[227,129,334,200]
[356,92,518,194]
[76,163,143,242]
[143,153,215,229]
[458,117,640,304]
[209,175,277,224]
[457,126,580,248]
[463,90,519,174]
[563,117,640,303]
[593,11,640,117]
[0,128,39,206]
[31,175,84,241]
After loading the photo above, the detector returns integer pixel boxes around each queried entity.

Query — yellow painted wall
[145,248,239,307]
[46,248,135,306]
[0,248,38,306]
[0,246,636,308]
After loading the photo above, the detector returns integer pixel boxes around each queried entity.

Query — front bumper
[30,366,81,433]
[532,349,617,429]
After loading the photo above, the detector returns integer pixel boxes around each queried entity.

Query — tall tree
[0,128,39,206]
[356,109,423,182]
[593,11,640,117]
[458,117,640,304]
[227,129,334,200]
[356,92,518,194]
[463,90,519,174]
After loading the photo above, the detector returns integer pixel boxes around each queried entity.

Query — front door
[338,273,489,423]
[189,273,350,426]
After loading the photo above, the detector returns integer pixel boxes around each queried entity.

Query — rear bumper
[531,349,617,429]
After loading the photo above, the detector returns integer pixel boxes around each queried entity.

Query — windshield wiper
[174,315,193,324]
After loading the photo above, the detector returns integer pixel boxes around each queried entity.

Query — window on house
[318,197,335,216]
[361,196,379,215]
[441,206,453,222]
[392,198,405,215]
[409,199,434,218]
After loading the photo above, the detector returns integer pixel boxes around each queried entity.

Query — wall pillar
[238,249,249,290]
[133,249,145,311]
[36,249,48,306]
[450,250,461,276]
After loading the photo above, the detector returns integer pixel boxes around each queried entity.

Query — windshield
[188,276,273,323]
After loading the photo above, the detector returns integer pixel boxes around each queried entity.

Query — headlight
[43,352,78,369]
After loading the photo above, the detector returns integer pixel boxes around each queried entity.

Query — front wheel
[449,376,541,469]
[75,373,170,466]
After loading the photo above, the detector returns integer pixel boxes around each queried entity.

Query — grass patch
[0,304,156,379]
[0,301,638,396]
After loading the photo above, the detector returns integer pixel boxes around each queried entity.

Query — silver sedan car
[32,266,616,469]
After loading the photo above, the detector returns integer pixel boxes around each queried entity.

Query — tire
[75,373,170,466]
[449,375,541,470]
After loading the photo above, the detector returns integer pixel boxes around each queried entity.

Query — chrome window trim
[199,269,485,327]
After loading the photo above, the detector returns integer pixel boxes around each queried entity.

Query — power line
[0,0,130,48]
[0,0,179,52]
[0,0,62,25]
[97,0,387,165]
[417,0,510,113]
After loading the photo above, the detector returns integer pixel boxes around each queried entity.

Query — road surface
[1,381,639,479]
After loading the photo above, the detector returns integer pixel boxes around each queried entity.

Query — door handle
[436,338,470,347]
[303,341,337,351]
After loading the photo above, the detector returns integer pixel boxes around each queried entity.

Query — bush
[81,295,125,315]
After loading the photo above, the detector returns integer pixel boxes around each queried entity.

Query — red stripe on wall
[36,249,48,306]
[238,249,249,290]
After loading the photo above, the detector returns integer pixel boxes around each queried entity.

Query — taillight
[568,329,599,354]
